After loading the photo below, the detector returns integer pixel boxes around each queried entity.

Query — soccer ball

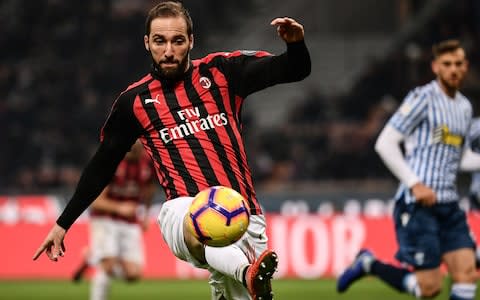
[186,186,250,247]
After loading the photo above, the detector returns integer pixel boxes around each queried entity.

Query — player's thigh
[443,248,477,283]
[393,201,441,269]
[243,215,268,257]
[90,217,120,262]
[157,197,207,268]
[438,203,476,254]
[119,222,144,267]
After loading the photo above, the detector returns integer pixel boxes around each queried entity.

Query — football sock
[90,269,111,300]
[370,260,413,293]
[450,283,476,300]
[72,261,89,282]
[205,244,249,283]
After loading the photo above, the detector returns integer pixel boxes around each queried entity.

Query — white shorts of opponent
[90,216,144,266]
[158,196,268,300]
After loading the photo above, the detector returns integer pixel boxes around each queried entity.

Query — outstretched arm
[33,91,141,262]
[33,138,130,261]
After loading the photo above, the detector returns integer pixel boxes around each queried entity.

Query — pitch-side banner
[1,196,480,279]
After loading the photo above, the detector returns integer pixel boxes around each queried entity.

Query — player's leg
[118,222,144,282]
[158,197,277,299]
[336,249,441,297]
[89,217,119,300]
[72,246,92,282]
[205,215,277,300]
[440,203,478,300]
[443,248,477,300]
[338,199,444,298]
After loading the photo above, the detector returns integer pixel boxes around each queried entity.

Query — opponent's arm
[375,125,436,206]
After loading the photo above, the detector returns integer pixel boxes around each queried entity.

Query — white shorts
[157,197,268,300]
[90,217,144,266]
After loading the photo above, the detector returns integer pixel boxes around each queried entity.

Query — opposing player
[33,2,311,300]
[72,140,156,300]
[337,39,480,299]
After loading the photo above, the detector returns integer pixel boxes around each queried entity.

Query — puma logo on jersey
[145,94,161,105]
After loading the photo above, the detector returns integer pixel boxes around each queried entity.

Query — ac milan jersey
[56,41,310,229]
[91,153,154,222]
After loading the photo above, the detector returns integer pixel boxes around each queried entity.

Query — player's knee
[100,260,117,277]
[419,279,442,298]
[420,286,442,298]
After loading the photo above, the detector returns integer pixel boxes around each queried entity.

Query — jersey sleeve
[388,90,428,135]
[56,91,143,230]
[223,41,311,97]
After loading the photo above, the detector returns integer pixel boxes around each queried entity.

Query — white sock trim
[205,245,249,283]
[403,274,422,298]
[451,283,476,300]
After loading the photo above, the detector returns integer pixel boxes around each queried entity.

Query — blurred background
[2,0,480,299]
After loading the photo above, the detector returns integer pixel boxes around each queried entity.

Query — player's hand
[411,182,437,207]
[33,224,66,261]
[271,17,304,43]
[116,201,137,218]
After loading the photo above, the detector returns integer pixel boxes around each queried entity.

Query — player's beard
[154,52,190,81]
[439,74,462,94]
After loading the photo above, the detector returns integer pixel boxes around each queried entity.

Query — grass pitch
[0,278,464,299]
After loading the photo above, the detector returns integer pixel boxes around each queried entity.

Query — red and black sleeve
[56,90,143,230]
[226,40,311,97]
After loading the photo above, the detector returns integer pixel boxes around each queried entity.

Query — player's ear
[189,35,194,50]
[144,35,150,51]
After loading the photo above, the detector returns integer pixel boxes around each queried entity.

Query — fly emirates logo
[160,107,228,144]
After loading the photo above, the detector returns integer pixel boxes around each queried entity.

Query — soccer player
[71,140,156,300]
[32,2,311,300]
[337,39,480,299]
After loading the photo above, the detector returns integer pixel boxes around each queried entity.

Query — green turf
[0,278,470,299]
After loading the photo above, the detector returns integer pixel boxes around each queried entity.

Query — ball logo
[199,77,211,89]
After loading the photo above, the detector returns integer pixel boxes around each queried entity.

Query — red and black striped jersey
[57,41,310,229]
[91,153,155,221]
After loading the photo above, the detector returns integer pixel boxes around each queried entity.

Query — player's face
[432,48,468,92]
[144,16,193,80]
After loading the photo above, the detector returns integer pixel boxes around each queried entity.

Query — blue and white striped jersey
[389,80,473,204]
[468,117,480,195]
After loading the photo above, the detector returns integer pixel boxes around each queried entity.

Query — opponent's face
[144,16,193,80]
[432,48,468,92]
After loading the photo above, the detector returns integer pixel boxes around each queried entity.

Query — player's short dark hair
[432,39,463,58]
[145,1,193,36]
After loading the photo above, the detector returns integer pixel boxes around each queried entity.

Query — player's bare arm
[270,17,304,43]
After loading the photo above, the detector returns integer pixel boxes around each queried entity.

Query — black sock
[370,260,411,292]
[242,265,249,287]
